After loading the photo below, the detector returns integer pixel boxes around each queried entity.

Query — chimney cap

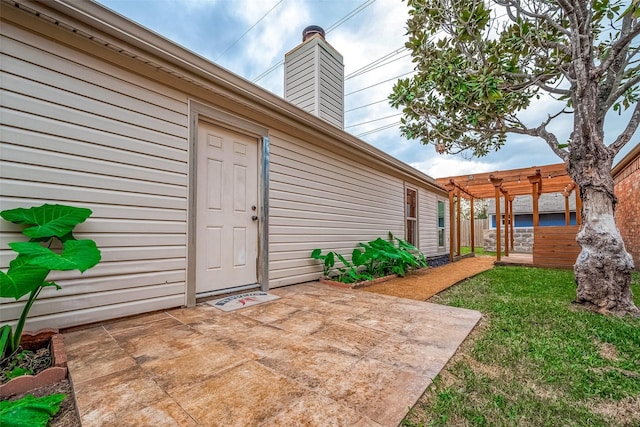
[302,25,325,42]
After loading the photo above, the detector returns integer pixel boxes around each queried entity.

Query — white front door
[196,121,259,294]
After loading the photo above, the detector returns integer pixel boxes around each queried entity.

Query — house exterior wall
[1,17,190,329]
[418,192,449,258]
[613,145,640,270]
[1,2,447,330]
[268,131,405,287]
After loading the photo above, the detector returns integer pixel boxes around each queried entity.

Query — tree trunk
[570,159,638,316]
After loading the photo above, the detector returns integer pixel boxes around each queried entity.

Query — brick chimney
[284,26,344,129]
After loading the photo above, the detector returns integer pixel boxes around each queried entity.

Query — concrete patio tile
[258,391,370,426]
[85,397,197,427]
[269,308,331,336]
[187,311,262,336]
[310,320,389,356]
[66,342,138,385]
[106,316,184,341]
[366,335,456,378]
[218,323,299,357]
[166,304,223,324]
[63,325,114,352]
[169,361,306,426]
[257,338,361,389]
[402,312,482,345]
[318,357,432,426]
[140,342,256,392]
[112,323,204,361]
[347,308,410,334]
[74,366,167,421]
[102,311,173,333]
[236,300,301,323]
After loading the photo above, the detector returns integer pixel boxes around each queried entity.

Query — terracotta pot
[0,328,68,398]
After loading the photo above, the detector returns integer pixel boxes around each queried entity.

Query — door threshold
[196,283,260,303]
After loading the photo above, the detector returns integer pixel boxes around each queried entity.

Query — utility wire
[215,0,284,61]
[325,0,376,33]
[345,113,403,129]
[356,121,400,138]
[252,0,377,82]
[345,70,414,96]
[345,98,388,113]
[345,46,408,80]
[346,52,412,81]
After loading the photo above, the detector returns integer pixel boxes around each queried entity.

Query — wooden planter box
[0,328,68,398]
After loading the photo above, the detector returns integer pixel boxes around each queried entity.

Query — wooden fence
[533,225,580,268]
[459,218,489,247]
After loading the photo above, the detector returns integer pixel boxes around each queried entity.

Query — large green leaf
[0,263,49,300]
[9,240,101,273]
[0,204,92,240]
[0,394,65,427]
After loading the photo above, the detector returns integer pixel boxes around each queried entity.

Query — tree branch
[597,13,640,77]
[496,0,571,36]
[609,102,640,154]
[605,73,640,110]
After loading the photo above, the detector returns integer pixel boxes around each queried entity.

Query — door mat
[207,291,280,312]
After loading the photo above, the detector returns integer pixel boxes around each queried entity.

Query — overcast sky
[97,0,637,179]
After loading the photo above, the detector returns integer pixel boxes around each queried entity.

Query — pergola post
[575,185,583,225]
[504,191,510,257]
[448,186,455,262]
[564,193,570,225]
[470,197,475,254]
[509,196,515,251]
[529,175,541,227]
[491,177,503,261]
[456,188,461,256]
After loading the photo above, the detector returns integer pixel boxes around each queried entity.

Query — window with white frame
[406,188,417,245]
[437,200,445,247]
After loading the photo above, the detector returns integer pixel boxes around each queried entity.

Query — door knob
[251,215,258,221]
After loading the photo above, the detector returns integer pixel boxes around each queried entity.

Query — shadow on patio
[64,282,481,426]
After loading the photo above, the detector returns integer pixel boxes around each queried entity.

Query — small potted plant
[0,204,101,397]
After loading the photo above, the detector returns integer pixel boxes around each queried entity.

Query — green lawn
[404,268,640,427]
[459,246,495,256]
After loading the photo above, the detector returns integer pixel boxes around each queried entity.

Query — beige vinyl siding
[284,48,316,112]
[418,191,448,256]
[0,21,189,330]
[318,48,344,125]
[268,131,405,287]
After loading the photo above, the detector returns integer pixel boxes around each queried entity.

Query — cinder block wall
[483,227,534,253]
[614,153,640,270]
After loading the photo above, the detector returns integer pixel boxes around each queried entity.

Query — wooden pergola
[436,163,582,265]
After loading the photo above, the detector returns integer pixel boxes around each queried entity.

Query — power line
[346,52,412,81]
[215,0,284,61]
[356,121,400,138]
[345,98,388,113]
[345,46,408,80]
[345,113,403,129]
[326,0,376,33]
[345,70,414,96]
[252,0,377,82]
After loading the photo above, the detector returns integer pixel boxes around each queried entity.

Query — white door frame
[186,100,269,307]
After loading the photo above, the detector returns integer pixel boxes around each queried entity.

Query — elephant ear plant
[0,204,101,361]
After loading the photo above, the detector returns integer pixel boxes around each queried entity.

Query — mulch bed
[361,256,495,300]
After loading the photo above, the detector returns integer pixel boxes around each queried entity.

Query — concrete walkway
[64,282,481,426]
